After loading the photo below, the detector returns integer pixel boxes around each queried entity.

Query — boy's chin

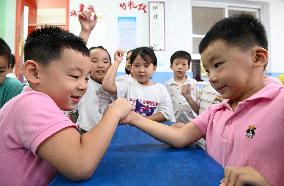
[92,77,103,83]
[61,105,75,112]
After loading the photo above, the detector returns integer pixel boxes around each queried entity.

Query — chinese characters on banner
[119,1,147,13]
[70,3,95,17]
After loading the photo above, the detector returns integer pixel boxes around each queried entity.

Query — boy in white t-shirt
[103,47,175,122]
[165,50,199,123]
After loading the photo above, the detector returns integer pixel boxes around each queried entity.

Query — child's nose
[138,66,145,72]
[208,71,217,83]
[78,79,88,91]
[97,62,104,68]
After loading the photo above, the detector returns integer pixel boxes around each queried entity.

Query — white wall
[268,0,284,73]
[1,0,16,52]
[68,0,284,73]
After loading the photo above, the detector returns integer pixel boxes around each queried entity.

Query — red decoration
[119,1,147,13]
[70,4,95,17]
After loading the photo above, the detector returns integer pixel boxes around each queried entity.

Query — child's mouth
[71,96,80,103]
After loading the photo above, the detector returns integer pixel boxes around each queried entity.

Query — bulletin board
[118,17,137,51]
[149,1,165,51]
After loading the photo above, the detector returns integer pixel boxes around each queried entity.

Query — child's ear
[23,60,40,84]
[253,47,268,68]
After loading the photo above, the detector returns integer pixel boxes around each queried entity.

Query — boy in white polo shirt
[165,50,199,123]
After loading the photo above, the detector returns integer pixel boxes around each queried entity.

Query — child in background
[198,81,222,114]
[124,50,132,75]
[76,46,116,133]
[0,26,132,185]
[165,50,199,123]
[115,49,133,83]
[103,47,175,122]
[77,9,133,82]
[6,54,17,78]
[121,14,284,186]
[0,38,24,108]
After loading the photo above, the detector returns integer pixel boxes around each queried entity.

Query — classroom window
[191,4,260,56]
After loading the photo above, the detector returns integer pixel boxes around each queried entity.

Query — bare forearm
[79,30,91,44]
[185,96,199,114]
[146,112,167,122]
[102,61,120,94]
[130,112,189,148]
[71,107,122,178]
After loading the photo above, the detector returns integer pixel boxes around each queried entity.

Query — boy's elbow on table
[63,162,96,181]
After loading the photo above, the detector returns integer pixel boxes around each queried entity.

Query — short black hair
[199,14,268,54]
[24,26,89,65]
[170,50,191,66]
[130,47,157,66]
[0,37,12,66]
[89,46,111,63]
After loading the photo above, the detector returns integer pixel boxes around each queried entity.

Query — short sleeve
[115,75,129,98]
[191,107,211,135]
[14,92,76,154]
[156,84,176,122]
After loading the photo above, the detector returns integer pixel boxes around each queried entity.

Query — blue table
[49,125,223,186]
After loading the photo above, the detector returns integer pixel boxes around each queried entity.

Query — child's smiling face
[201,39,263,103]
[89,48,111,83]
[29,48,91,111]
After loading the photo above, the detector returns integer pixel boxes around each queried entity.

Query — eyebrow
[208,55,218,62]
[90,57,110,60]
[69,67,83,72]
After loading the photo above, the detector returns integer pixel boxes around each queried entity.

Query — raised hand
[78,10,97,33]
[181,84,192,98]
[114,49,125,64]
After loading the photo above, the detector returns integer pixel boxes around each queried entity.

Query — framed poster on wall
[149,1,165,51]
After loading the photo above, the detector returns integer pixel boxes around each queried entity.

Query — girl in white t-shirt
[102,47,175,122]
[76,46,116,133]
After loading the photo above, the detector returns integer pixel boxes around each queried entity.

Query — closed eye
[70,75,79,79]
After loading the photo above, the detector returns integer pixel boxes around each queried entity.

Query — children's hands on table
[108,98,133,121]
[220,167,269,186]
[119,111,137,125]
